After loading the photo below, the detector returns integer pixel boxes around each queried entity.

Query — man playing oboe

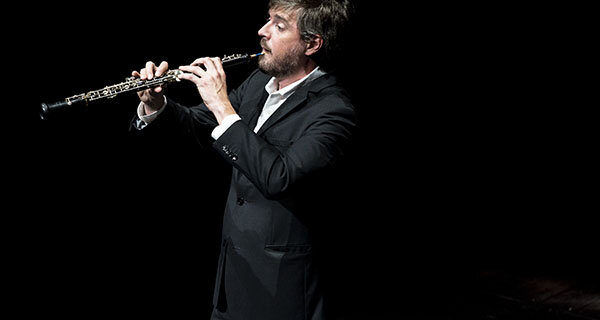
[131,1,355,319]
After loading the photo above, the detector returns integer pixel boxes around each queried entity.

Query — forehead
[268,7,299,24]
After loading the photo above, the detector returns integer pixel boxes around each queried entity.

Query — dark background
[4,1,594,319]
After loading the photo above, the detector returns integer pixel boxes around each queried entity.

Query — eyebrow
[272,13,292,27]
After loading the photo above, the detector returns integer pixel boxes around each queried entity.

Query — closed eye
[266,13,289,32]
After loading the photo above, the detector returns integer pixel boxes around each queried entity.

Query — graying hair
[269,0,352,71]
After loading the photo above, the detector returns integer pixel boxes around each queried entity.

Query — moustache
[260,38,271,52]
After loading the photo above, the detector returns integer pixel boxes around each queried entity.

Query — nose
[258,21,269,38]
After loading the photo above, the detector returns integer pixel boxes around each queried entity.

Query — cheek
[269,38,283,51]
[271,37,300,54]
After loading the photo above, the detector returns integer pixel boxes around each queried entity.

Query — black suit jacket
[133,69,356,320]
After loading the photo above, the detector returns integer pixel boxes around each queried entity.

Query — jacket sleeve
[129,69,262,145]
[212,94,356,199]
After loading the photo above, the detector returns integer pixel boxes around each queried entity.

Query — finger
[191,57,209,68]
[191,57,219,81]
[156,61,168,77]
[191,57,220,75]
[202,57,217,74]
[176,71,202,86]
[178,65,207,78]
[131,70,141,78]
[140,68,147,80]
[145,61,156,80]
[211,57,226,80]
[153,86,163,93]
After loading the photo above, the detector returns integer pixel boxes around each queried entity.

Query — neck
[276,59,318,90]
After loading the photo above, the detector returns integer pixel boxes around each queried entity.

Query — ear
[305,34,323,57]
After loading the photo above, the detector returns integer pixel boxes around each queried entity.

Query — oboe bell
[40,52,263,119]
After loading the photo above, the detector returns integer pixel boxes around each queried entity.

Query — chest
[238,93,319,145]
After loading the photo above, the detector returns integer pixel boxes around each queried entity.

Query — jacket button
[237,197,245,205]
[231,155,238,161]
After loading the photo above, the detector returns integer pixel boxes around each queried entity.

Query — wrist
[142,96,166,115]
[143,103,160,115]
[211,114,242,140]
[212,101,237,125]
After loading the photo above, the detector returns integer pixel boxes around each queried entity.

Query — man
[131,1,354,319]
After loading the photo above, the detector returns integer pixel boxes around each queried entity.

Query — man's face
[257,8,307,78]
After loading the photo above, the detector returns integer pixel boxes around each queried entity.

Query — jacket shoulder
[308,75,354,112]
[243,69,271,88]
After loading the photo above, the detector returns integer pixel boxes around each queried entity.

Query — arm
[177,57,237,125]
[130,59,257,141]
[171,57,356,198]
[213,95,356,199]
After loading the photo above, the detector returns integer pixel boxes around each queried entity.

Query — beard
[258,38,306,78]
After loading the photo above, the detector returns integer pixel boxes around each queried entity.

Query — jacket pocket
[212,240,229,311]
[264,244,312,254]
[262,244,311,320]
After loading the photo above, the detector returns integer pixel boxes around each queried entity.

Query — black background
[4,1,595,319]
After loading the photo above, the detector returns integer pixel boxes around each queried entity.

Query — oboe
[40,52,263,118]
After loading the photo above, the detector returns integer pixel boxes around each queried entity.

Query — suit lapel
[247,91,269,130]
[255,73,337,136]
[256,88,308,136]
[238,89,269,129]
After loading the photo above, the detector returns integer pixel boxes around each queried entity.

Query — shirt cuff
[137,96,168,127]
[211,114,242,140]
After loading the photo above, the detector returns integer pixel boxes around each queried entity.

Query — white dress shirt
[136,67,326,139]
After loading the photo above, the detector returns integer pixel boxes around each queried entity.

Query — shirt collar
[264,66,326,97]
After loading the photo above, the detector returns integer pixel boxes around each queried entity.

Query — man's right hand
[131,61,169,114]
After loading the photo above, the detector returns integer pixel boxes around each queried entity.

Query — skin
[132,7,323,125]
